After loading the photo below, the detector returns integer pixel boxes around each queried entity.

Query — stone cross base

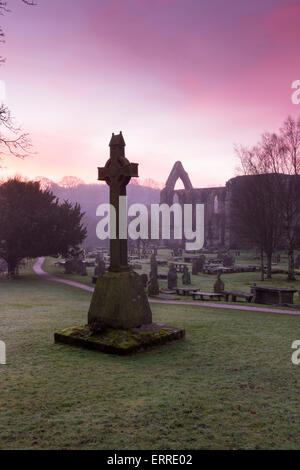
[88,271,152,329]
[54,323,185,355]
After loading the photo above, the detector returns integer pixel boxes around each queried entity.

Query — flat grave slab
[251,285,297,305]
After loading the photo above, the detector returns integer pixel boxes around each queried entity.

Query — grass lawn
[1,267,300,449]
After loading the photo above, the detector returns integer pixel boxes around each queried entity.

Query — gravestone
[140,273,148,289]
[94,257,106,277]
[182,265,191,285]
[64,259,75,274]
[223,253,235,267]
[80,262,87,276]
[214,272,225,293]
[192,259,199,275]
[95,253,102,264]
[168,264,178,289]
[198,255,206,272]
[148,271,160,296]
[64,250,87,275]
[64,255,83,274]
[150,254,158,278]
[148,254,159,296]
[88,132,152,329]
[192,255,205,274]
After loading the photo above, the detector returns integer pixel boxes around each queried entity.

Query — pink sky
[1,0,300,188]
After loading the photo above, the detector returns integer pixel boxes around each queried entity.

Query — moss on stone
[54,323,185,355]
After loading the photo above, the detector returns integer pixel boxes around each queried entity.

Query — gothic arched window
[214,195,219,214]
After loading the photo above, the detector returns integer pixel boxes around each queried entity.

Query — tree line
[0,178,87,277]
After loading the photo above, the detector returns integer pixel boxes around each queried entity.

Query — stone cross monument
[98,132,138,272]
[88,132,152,329]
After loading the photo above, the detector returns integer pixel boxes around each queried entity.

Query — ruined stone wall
[160,161,230,249]
[161,164,300,250]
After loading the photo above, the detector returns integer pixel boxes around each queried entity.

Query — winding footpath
[33,257,300,316]
[33,257,94,293]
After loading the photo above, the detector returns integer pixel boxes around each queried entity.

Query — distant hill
[45,179,161,249]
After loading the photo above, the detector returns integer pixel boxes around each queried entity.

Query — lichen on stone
[55,322,185,355]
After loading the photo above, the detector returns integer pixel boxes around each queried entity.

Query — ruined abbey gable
[160,161,231,248]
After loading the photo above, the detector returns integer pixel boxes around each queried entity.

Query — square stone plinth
[54,323,185,355]
[88,270,152,329]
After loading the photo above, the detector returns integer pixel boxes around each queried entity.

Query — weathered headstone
[192,255,205,274]
[198,255,206,272]
[140,273,148,289]
[192,259,198,275]
[88,132,152,329]
[182,265,191,285]
[150,254,158,278]
[148,254,159,296]
[80,262,87,276]
[214,272,225,293]
[64,254,83,274]
[94,257,106,277]
[95,253,102,264]
[148,271,160,296]
[223,253,235,267]
[168,264,178,289]
[64,259,75,274]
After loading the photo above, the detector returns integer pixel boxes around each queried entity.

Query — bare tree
[0,104,32,159]
[0,1,36,63]
[0,0,35,161]
[235,116,300,281]
[262,117,300,280]
[232,146,283,279]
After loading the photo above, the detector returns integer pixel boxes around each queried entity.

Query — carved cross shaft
[98,132,138,271]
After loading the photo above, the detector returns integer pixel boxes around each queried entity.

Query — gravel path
[34,257,300,316]
[33,257,94,293]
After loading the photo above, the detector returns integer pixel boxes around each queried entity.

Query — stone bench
[223,290,254,302]
[175,287,198,296]
[192,291,223,301]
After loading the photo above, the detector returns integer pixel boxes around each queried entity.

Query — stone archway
[159,162,193,248]
[160,161,193,205]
